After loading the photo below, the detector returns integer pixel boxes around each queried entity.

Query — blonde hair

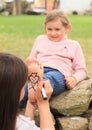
[45,9,71,27]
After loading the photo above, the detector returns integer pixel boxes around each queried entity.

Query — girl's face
[45,19,70,42]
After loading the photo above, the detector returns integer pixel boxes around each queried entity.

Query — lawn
[0,14,92,78]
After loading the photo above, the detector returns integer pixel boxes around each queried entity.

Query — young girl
[20,9,87,113]
[28,9,87,91]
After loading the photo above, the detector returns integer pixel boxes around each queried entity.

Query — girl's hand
[65,76,77,89]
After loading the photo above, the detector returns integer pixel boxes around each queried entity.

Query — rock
[50,79,92,116]
[34,110,40,126]
[34,110,56,127]
[56,117,88,130]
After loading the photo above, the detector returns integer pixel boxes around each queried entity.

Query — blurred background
[0,0,92,15]
[0,0,92,78]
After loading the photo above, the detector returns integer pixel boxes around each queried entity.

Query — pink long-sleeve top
[30,35,87,83]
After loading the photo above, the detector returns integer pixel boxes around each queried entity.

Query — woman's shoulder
[16,115,40,130]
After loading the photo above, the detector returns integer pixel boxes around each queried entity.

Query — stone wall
[35,79,92,130]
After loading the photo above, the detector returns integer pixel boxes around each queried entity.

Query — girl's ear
[66,24,71,33]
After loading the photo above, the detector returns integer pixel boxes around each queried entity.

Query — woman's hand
[28,80,53,109]
[36,80,53,104]
[25,80,55,129]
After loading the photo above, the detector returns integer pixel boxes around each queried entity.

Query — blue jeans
[44,67,66,96]
[19,84,28,108]
[19,67,66,107]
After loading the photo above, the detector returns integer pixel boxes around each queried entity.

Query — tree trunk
[12,0,22,15]
[45,0,60,13]
[12,0,17,15]
[16,0,22,14]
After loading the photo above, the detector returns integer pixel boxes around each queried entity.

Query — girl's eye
[48,28,52,31]
[55,28,60,31]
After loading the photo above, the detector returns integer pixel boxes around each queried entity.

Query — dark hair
[0,52,28,130]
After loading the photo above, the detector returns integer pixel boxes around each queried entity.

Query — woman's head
[0,52,28,130]
[45,9,71,42]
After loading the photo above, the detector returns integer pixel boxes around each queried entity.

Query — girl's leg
[44,67,66,96]
[19,67,66,108]
[25,63,44,117]
[19,63,43,108]
[19,84,28,108]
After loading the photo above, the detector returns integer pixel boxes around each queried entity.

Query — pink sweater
[30,35,87,83]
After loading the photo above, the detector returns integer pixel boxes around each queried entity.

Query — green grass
[0,14,92,77]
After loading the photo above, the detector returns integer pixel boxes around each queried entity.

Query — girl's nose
[51,30,56,36]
